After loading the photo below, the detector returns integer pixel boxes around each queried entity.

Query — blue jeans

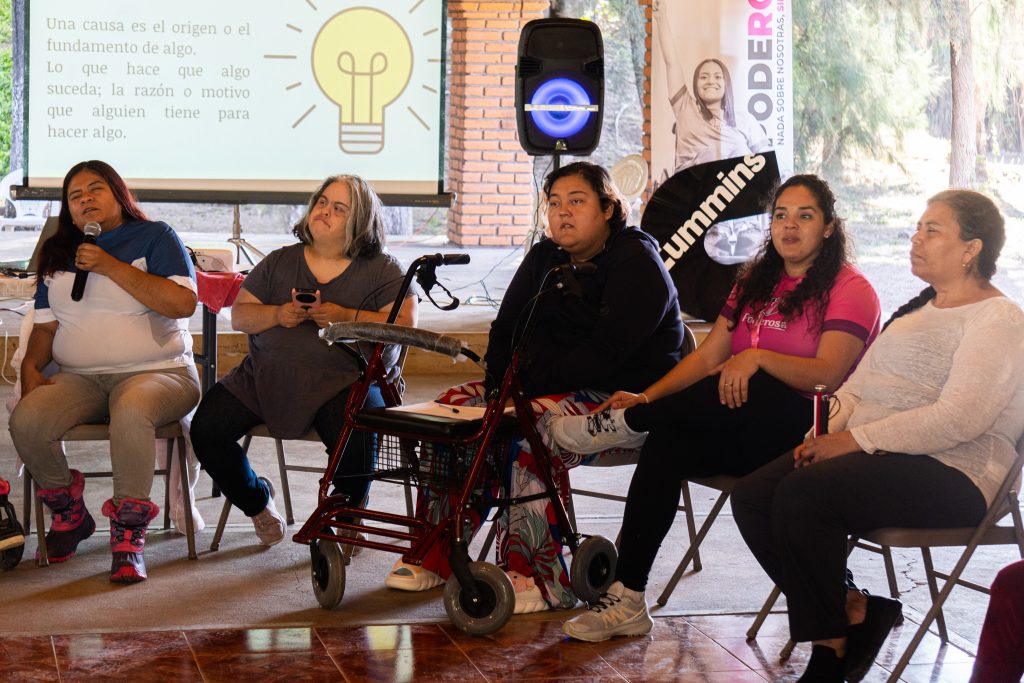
[190,382,383,516]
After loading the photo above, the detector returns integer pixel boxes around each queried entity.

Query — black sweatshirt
[483,226,684,398]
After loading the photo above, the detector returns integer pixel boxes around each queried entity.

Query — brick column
[446,1,548,246]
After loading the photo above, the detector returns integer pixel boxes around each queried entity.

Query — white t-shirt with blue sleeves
[35,219,197,374]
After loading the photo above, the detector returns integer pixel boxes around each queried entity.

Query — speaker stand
[226,204,265,266]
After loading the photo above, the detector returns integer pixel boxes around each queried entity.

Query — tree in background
[547,0,646,170]
[795,0,1023,188]
[0,0,11,179]
[793,1,932,176]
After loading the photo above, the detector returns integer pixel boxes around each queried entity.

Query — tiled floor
[0,612,978,682]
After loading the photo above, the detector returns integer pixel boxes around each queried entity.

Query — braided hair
[881,189,1005,331]
[729,174,849,332]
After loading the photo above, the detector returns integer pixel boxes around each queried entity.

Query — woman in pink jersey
[549,174,881,642]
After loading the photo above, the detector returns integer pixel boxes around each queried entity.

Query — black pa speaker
[515,18,604,156]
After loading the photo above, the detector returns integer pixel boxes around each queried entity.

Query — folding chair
[208,345,411,550]
[656,474,739,605]
[25,420,196,564]
[746,440,1024,678]
[858,442,1024,682]
[209,424,418,551]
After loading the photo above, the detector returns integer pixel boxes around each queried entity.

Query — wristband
[638,392,649,404]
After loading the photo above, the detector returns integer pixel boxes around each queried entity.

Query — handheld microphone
[70,221,102,302]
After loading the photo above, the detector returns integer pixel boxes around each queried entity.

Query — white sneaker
[562,581,653,642]
[252,497,286,546]
[384,559,443,591]
[549,408,647,454]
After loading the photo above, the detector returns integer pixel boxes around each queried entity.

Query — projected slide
[25,1,445,198]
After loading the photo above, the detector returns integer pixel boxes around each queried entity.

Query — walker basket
[357,408,519,493]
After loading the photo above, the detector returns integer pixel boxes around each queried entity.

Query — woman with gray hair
[191,175,417,546]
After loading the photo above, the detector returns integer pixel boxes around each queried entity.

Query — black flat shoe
[845,595,903,682]
[798,644,845,682]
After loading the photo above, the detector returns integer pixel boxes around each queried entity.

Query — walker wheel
[310,539,346,610]
[570,535,617,604]
[2,544,23,571]
[443,561,514,636]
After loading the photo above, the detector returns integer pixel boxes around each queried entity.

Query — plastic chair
[25,421,196,565]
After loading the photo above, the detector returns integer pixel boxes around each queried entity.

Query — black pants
[614,372,812,591]
[730,449,986,642]
[190,382,383,517]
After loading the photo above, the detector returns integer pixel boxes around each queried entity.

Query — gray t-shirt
[220,243,406,438]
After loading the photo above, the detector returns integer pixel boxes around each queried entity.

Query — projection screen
[17,0,448,204]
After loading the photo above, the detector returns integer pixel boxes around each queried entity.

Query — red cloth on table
[196,271,245,314]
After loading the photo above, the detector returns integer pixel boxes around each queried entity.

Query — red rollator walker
[292,254,617,635]
[0,477,26,570]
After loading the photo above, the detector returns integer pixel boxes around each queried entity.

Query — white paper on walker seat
[387,401,513,421]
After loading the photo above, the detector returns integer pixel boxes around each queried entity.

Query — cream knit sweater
[831,296,1024,506]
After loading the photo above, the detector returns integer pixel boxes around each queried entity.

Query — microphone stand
[226,204,265,266]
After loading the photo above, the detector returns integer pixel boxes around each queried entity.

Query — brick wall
[446,1,549,246]
[639,0,653,204]
[445,1,654,245]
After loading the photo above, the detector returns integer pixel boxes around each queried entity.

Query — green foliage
[0,0,10,177]
[793,1,932,174]
[0,50,9,177]
[0,0,10,45]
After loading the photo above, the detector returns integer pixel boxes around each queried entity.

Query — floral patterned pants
[414,381,633,610]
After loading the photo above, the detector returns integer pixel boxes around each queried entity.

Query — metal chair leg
[22,474,31,535]
[920,547,948,642]
[274,438,295,525]
[657,488,730,606]
[747,584,782,639]
[33,480,48,566]
[162,440,172,530]
[210,497,233,551]
[176,436,197,560]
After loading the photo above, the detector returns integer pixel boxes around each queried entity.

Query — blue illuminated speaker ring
[515,17,604,155]
[529,78,592,138]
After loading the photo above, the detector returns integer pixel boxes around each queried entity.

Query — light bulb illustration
[311,8,413,154]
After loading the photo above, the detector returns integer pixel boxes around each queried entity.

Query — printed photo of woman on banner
[648,0,793,320]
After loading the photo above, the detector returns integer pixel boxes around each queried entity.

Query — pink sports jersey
[720,264,880,389]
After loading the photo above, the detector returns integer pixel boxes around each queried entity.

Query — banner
[651,0,793,185]
[647,1,792,319]
[642,152,780,320]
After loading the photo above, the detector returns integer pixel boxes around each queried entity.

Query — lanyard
[749,309,766,349]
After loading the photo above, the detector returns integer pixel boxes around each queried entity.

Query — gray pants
[10,365,201,502]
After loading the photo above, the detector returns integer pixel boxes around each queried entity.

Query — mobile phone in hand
[292,287,321,311]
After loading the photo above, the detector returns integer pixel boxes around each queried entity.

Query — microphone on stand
[552,261,596,297]
[71,221,102,302]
